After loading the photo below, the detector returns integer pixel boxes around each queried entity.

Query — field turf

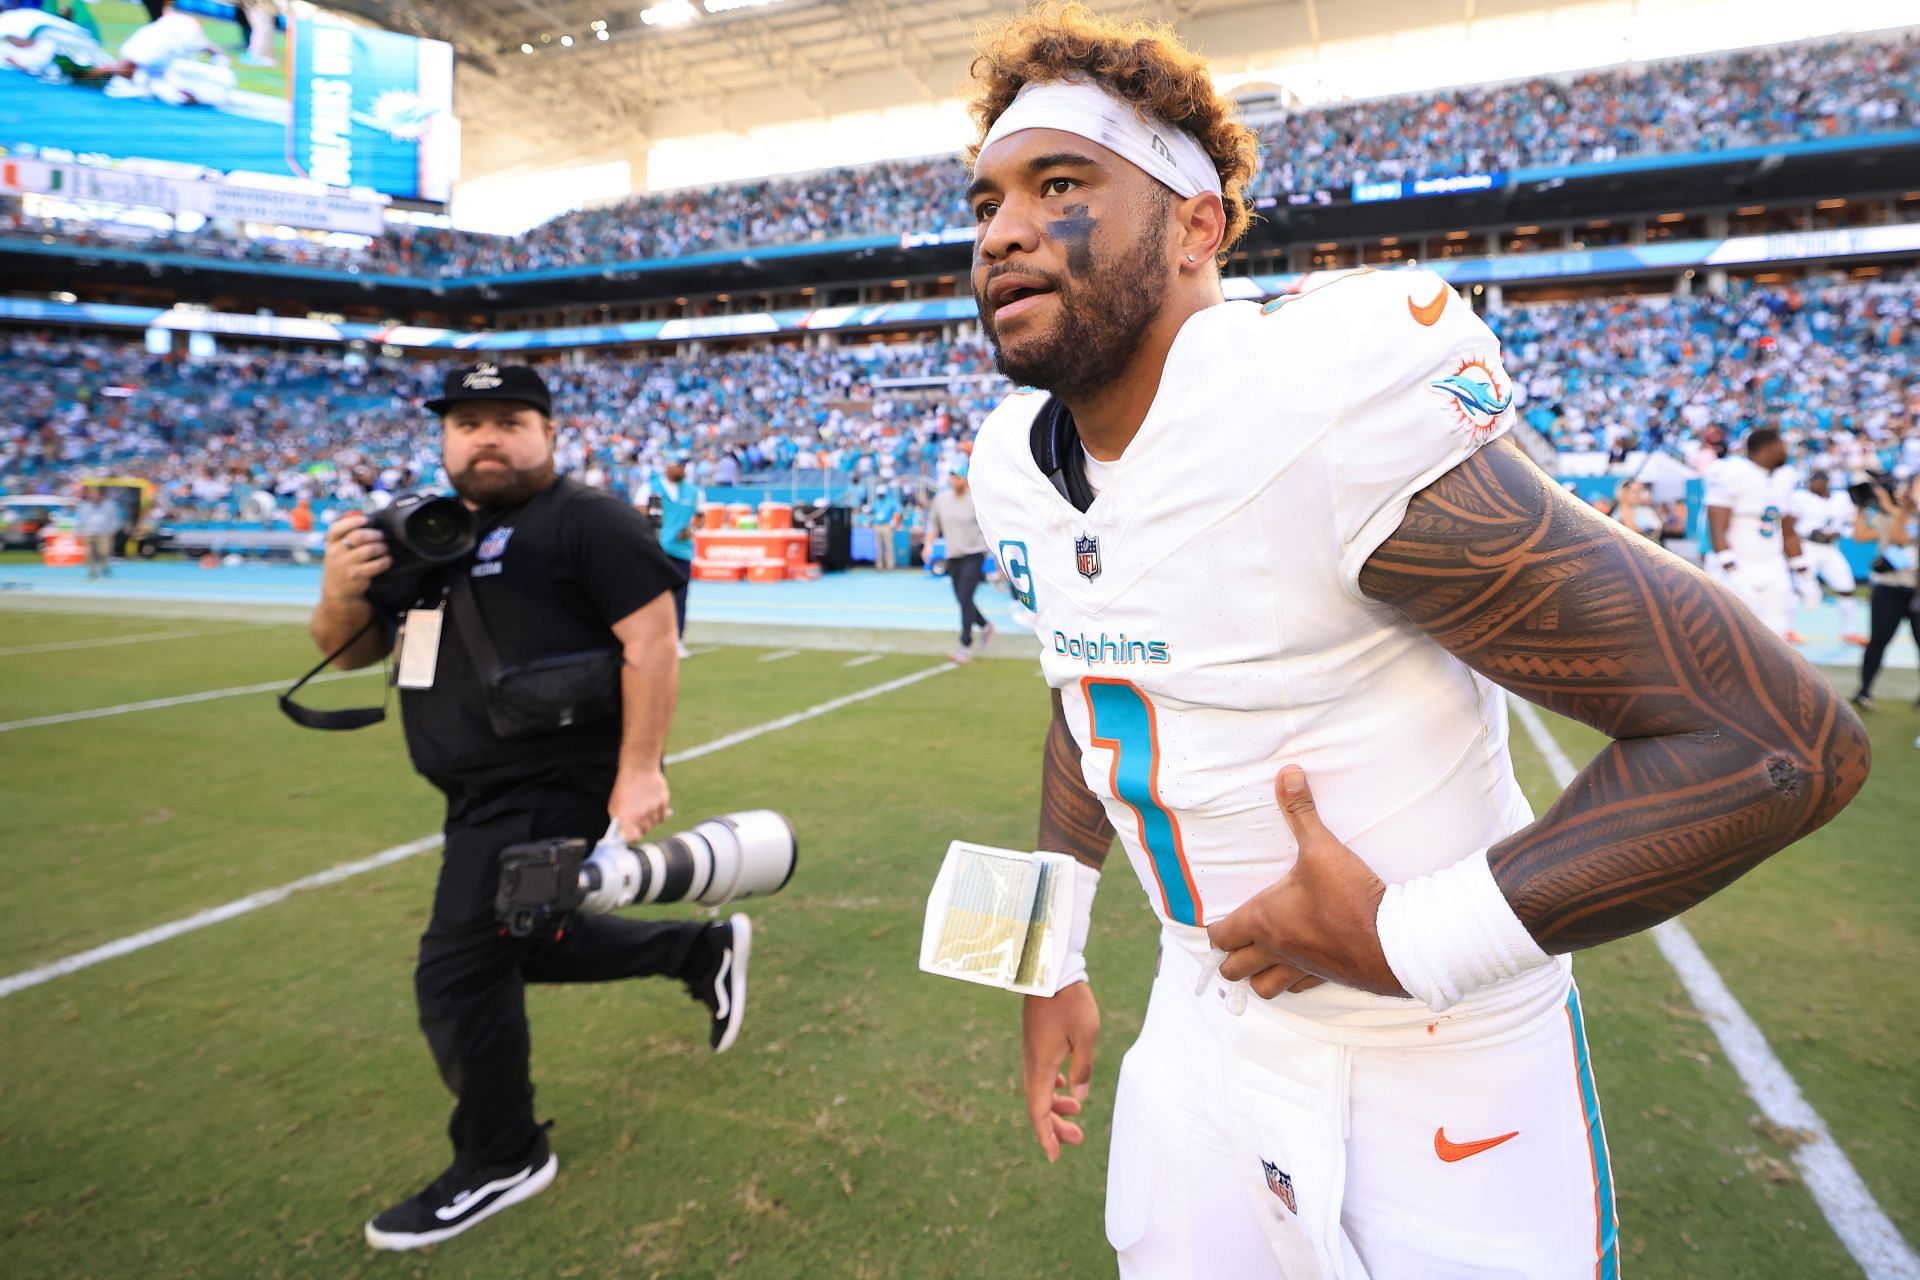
[0,606,1914,1278]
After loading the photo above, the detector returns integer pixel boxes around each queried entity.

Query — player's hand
[1021,982,1099,1163]
[1204,766,1406,1000]
[320,512,390,602]
[609,767,670,840]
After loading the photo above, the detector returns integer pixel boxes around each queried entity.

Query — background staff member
[73,482,121,579]
[923,462,994,663]
[309,362,750,1252]
[633,454,699,657]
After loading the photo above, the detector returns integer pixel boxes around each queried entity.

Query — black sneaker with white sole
[686,912,752,1053]
[364,1128,557,1251]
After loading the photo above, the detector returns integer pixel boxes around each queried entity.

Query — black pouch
[486,650,621,739]
[451,572,620,740]
[1871,554,1896,575]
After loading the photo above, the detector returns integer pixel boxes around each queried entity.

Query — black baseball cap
[426,362,552,416]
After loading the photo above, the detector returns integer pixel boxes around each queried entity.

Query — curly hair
[968,2,1259,262]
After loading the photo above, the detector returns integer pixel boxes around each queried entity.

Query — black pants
[415,795,704,1166]
[948,552,989,646]
[1859,583,1919,697]
[668,556,691,638]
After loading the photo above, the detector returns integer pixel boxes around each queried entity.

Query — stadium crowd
[0,332,998,526]
[1492,272,1920,477]
[4,272,1915,535]
[3,28,1914,277]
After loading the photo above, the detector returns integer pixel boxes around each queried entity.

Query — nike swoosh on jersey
[434,1164,535,1220]
[1434,1127,1519,1162]
[1408,283,1449,326]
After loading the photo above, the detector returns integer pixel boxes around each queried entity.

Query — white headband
[977,79,1223,201]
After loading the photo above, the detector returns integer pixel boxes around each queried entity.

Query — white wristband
[1710,549,1738,572]
[1375,847,1552,1013]
[1050,860,1100,993]
[1788,555,1811,575]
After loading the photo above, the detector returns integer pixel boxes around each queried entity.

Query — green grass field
[0,606,1915,1278]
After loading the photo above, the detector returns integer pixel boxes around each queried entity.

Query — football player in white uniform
[1792,472,1866,645]
[960,7,1869,1278]
[0,9,124,82]
[1704,428,1804,639]
[104,1,233,106]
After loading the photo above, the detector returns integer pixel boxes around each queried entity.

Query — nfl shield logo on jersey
[1261,1159,1297,1213]
[1075,533,1101,581]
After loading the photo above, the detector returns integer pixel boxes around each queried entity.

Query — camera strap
[446,568,503,678]
[278,614,390,730]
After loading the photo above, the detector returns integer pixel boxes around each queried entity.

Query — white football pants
[1106,934,1619,1279]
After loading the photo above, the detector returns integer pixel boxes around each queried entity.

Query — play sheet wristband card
[920,841,1079,996]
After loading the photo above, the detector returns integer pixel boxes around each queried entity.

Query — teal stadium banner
[287,20,455,202]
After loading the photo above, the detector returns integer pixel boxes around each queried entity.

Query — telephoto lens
[581,810,797,914]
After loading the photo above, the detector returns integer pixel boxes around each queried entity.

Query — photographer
[310,362,750,1251]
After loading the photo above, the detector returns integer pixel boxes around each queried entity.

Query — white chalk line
[1510,698,1917,1280]
[0,668,379,733]
[0,626,251,658]
[757,648,801,663]
[0,662,953,1000]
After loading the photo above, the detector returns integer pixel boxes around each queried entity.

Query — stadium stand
[6,272,1914,536]
[0,332,999,524]
[4,27,1914,278]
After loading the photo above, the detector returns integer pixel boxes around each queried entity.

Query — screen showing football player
[959,6,1870,1277]
[1705,426,1805,639]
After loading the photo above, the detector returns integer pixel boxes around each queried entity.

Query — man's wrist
[1375,847,1553,1013]
[1048,858,1100,994]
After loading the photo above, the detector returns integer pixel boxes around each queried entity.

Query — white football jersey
[119,12,211,70]
[1790,488,1854,541]
[970,268,1569,1034]
[1704,456,1797,564]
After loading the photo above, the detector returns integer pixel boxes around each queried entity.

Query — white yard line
[0,627,244,658]
[0,669,378,734]
[0,662,954,1000]
[843,653,885,668]
[1510,699,1918,1280]
[757,648,800,663]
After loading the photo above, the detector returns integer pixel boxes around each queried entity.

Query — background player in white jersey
[960,6,1869,1276]
[0,8,124,82]
[1704,427,1805,639]
[105,1,233,106]
[1793,472,1866,645]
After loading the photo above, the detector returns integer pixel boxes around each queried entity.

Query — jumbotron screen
[0,1,455,202]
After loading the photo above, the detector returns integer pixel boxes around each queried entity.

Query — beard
[449,451,556,509]
[978,213,1170,404]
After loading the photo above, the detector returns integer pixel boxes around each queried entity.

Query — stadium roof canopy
[322,0,1541,179]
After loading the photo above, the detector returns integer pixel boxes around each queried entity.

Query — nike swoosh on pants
[434,1165,534,1221]
[1434,1128,1520,1162]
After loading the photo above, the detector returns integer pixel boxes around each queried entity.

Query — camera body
[496,810,797,938]
[370,491,476,577]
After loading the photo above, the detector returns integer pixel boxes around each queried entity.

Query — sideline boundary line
[0,662,954,1000]
[1511,699,1918,1280]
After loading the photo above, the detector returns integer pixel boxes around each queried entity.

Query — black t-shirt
[371,478,685,806]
